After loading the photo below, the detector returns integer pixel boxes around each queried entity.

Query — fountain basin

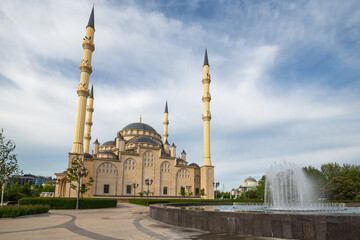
[149,202,360,240]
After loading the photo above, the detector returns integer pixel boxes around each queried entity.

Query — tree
[321,163,341,182]
[326,176,358,200]
[42,181,55,192]
[303,166,327,198]
[200,188,205,197]
[20,183,31,196]
[0,129,22,206]
[255,175,266,200]
[179,186,186,197]
[66,155,93,209]
[66,155,93,194]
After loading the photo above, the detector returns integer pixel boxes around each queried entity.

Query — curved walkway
[0,203,208,240]
[0,203,283,240]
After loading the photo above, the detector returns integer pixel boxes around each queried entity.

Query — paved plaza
[0,203,282,240]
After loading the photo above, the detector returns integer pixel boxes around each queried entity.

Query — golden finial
[140,114,142,123]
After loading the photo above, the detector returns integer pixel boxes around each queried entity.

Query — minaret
[71,6,95,154]
[163,101,169,144]
[200,47,214,199]
[84,85,94,153]
[202,48,212,166]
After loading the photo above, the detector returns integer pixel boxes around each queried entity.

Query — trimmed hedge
[18,197,117,209]
[129,198,263,206]
[0,205,50,218]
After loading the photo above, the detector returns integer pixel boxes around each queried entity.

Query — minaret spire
[87,5,95,30]
[200,47,214,199]
[84,85,94,154]
[163,101,169,144]
[71,6,96,154]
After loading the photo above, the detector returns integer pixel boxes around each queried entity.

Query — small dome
[122,122,157,133]
[128,137,159,145]
[101,141,115,146]
[244,176,257,183]
[84,153,93,158]
[188,163,199,168]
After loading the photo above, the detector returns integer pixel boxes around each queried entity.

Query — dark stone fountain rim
[149,202,360,239]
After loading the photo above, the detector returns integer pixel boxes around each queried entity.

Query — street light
[132,183,139,199]
[213,182,220,199]
[73,167,87,209]
[52,178,60,197]
[144,179,153,206]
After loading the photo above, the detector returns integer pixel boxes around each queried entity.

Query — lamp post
[132,183,139,199]
[52,178,60,197]
[213,182,220,199]
[72,167,87,209]
[144,179,153,206]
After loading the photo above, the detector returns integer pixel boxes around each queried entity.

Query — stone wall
[149,203,360,240]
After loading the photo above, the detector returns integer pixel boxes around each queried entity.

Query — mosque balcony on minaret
[85,120,93,126]
[82,39,95,52]
[80,62,93,74]
[202,111,212,121]
[202,94,211,102]
[163,120,169,125]
[86,106,94,112]
[202,75,211,84]
[77,87,90,97]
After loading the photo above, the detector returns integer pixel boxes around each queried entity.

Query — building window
[143,151,154,167]
[163,187,168,195]
[104,184,109,194]
[161,162,170,173]
[125,159,135,170]
[126,185,132,194]
[195,188,200,195]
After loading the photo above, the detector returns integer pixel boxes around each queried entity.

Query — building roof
[128,137,159,145]
[203,48,209,66]
[87,5,95,29]
[84,153,93,158]
[188,162,199,168]
[101,151,115,155]
[101,141,115,146]
[122,122,157,133]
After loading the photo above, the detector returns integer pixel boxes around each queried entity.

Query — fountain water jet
[264,161,317,211]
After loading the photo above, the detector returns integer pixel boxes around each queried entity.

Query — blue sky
[0,0,359,191]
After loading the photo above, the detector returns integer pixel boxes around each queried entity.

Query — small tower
[71,5,95,154]
[170,143,176,157]
[164,139,170,155]
[181,150,186,161]
[84,85,94,153]
[93,139,99,155]
[163,101,169,144]
[200,47,215,199]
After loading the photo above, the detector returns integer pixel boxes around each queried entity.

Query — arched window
[177,168,190,178]
[143,151,154,167]
[161,161,171,173]
[124,159,136,170]
[97,162,117,174]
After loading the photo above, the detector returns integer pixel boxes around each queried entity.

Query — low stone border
[149,202,360,240]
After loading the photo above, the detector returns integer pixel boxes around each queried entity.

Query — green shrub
[355,195,360,201]
[128,198,263,206]
[19,197,117,209]
[7,192,27,201]
[0,205,49,218]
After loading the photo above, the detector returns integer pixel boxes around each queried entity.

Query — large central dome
[122,122,157,133]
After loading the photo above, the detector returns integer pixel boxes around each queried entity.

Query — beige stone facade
[55,6,214,199]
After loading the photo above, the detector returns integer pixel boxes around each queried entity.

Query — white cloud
[0,0,359,190]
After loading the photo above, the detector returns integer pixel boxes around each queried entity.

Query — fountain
[150,161,360,239]
[265,161,316,211]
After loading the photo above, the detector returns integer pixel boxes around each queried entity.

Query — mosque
[55,6,215,199]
